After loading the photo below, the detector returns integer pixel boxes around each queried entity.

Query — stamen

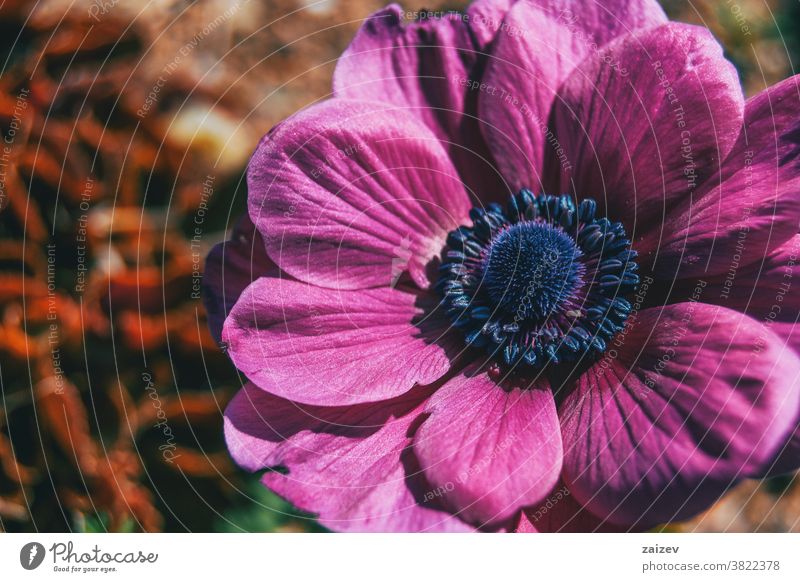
[436,189,638,369]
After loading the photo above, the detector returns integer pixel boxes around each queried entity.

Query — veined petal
[546,23,743,236]
[222,277,457,406]
[478,0,666,191]
[413,366,562,526]
[560,303,800,527]
[203,214,275,342]
[333,6,505,204]
[225,383,472,532]
[641,75,800,278]
[248,99,471,291]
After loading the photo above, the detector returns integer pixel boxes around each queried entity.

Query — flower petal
[546,23,743,233]
[203,214,275,342]
[674,234,800,355]
[675,236,800,476]
[248,99,471,290]
[222,277,457,406]
[640,74,800,278]
[560,303,800,527]
[514,510,538,532]
[333,5,508,202]
[333,6,475,140]
[518,482,629,532]
[466,0,516,49]
[413,366,562,526]
[225,383,472,532]
[478,0,666,191]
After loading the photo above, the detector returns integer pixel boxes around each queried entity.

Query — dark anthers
[436,189,639,370]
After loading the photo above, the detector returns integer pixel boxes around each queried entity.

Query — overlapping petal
[247,99,471,290]
[560,303,800,527]
[478,0,667,191]
[546,23,744,234]
[515,481,629,532]
[640,74,800,278]
[678,234,800,355]
[225,383,472,532]
[222,277,457,406]
[332,5,506,202]
[203,215,275,342]
[681,235,800,476]
[466,0,516,49]
[413,366,562,526]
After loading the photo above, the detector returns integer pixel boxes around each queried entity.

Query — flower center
[483,222,583,321]
[436,189,639,369]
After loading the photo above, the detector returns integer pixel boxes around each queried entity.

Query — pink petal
[225,383,472,532]
[677,235,800,476]
[514,510,538,532]
[478,0,666,191]
[333,6,472,136]
[222,277,457,406]
[466,0,516,49]
[333,6,505,199]
[675,234,800,355]
[546,23,743,234]
[640,74,800,278]
[203,214,275,342]
[247,99,471,291]
[560,303,800,527]
[413,366,563,526]
[518,482,630,532]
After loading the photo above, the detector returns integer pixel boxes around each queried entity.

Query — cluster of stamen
[436,189,639,369]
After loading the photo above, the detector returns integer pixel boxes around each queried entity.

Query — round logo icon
[20,542,46,570]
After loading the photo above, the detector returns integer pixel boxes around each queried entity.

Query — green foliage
[215,475,326,533]
[74,512,136,533]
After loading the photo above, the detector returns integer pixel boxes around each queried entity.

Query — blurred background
[0,0,798,533]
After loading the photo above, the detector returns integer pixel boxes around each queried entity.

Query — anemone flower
[205,0,800,532]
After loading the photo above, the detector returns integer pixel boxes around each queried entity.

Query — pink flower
[205,0,800,531]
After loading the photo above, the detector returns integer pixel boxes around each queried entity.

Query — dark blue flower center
[436,189,639,369]
[483,222,583,321]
